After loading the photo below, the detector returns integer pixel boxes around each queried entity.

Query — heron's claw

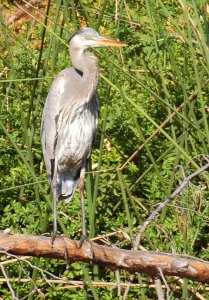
[78,234,88,248]
[51,232,71,266]
[78,235,94,261]
[51,231,60,245]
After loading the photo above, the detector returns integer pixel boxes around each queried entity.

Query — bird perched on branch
[41,27,126,238]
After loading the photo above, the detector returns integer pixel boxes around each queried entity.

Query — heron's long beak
[92,36,127,47]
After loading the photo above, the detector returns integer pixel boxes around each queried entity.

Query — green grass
[0,0,209,299]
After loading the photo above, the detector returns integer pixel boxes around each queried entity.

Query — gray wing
[41,67,78,179]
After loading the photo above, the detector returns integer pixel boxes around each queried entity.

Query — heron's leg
[52,190,58,235]
[79,164,87,238]
[52,158,58,238]
[78,163,94,260]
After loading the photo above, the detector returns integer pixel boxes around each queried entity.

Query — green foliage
[0,0,209,299]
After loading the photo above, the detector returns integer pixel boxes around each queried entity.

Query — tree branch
[134,161,209,247]
[1,232,209,283]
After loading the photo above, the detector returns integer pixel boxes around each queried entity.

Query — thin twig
[158,267,170,300]
[0,264,17,299]
[0,251,71,284]
[115,269,121,297]
[119,78,209,172]
[195,292,207,300]
[122,274,135,300]
[134,161,209,247]
[0,137,38,152]
[155,277,165,300]
[178,0,204,45]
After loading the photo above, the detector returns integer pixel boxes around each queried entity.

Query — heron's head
[70,27,127,51]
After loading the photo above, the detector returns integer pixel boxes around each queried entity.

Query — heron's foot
[78,234,88,248]
[50,232,71,265]
[78,235,94,261]
[51,231,61,245]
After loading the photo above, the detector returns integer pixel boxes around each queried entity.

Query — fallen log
[0,232,209,283]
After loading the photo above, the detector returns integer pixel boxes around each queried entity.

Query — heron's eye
[83,34,89,39]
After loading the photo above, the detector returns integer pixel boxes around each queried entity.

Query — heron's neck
[70,49,99,89]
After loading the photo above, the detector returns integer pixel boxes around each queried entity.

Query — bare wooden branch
[1,232,209,284]
[134,161,209,247]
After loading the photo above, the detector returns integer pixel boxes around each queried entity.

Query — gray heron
[41,27,126,239]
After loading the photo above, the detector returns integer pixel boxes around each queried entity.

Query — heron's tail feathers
[57,170,80,203]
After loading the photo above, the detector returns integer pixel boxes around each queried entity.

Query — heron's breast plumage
[56,99,98,172]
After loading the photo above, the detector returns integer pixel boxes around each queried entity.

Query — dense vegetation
[0,0,209,299]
